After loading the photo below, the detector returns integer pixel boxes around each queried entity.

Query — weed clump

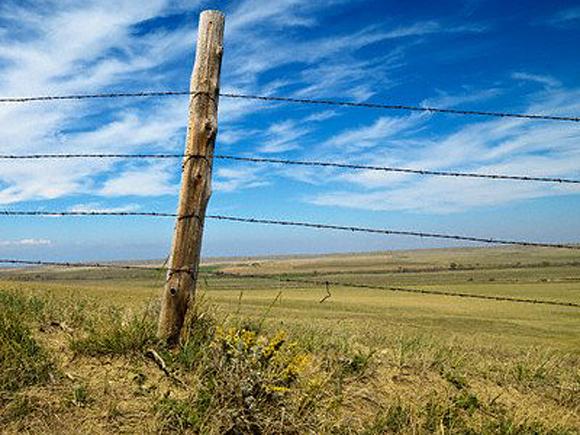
[157,317,324,434]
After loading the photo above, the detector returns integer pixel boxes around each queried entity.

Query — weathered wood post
[158,10,225,345]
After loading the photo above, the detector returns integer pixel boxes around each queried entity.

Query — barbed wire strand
[0,91,191,103]
[0,258,176,272]
[0,91,578,123]
[1,210,578,250]
[0,258,577,308]
[221,93,580,123]
[203,271,580,308]
[205,215,580,250]
[0,153,578,184]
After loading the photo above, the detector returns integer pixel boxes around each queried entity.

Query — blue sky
[0,0,579,261]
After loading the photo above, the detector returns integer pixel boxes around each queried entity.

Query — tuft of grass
[170,296,218,370]
[337,347,374,378]
[443,370,469,390]
[0,292,54,393]
[70,307,157,356]
[361,391,573,434]
[362,403,412,434]
[156,397,204,433]
[70,384,92,407]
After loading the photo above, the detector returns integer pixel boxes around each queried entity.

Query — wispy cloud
[421,88,502,108]
[2,0,575,224]
[512,72,561,89]
[0,0,490,206]
[214,166,269,192]
[303,111,338,122]
[324,115,423,151]
[226,0,320,35]
[258,120,312,153]
[0,0,197,204]
[68,202,142,213]
[307,86,580,213]
[223,6,485,98]
[99,161,177,197]
[0,238,52,247]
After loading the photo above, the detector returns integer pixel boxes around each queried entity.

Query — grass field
[1,246,579,433]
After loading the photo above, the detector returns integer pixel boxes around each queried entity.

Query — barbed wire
[205,215,580,250]
[0,258,577,308]
[0,152,578,184]
[203,271,580,308]
[0,90,578,123]
[0,90,191,103]
[220,93,580,123]
[0,153,186,159]
[0,211,177,217]
[213,155,580,184]
[0,258,171,272]
[1,210,578,250]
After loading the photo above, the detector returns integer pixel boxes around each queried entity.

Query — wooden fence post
[157,10,225,345]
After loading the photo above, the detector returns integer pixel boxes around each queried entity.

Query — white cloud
[226,0,320,36]
[325,115,423,151]
[223,4,485,99]
[311,173,580,214]
[306,87,580,213]
[0,0,539,218]
[512,72,561,89]
[0,159,109,204]
[0,0,197,204]
[258,120,312,153]
[214,166,269,192]
[68,202,141,213]
[421,88,502,109]
[99,162,177,197]
[303,111,338,122]
[0,239,52,247]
